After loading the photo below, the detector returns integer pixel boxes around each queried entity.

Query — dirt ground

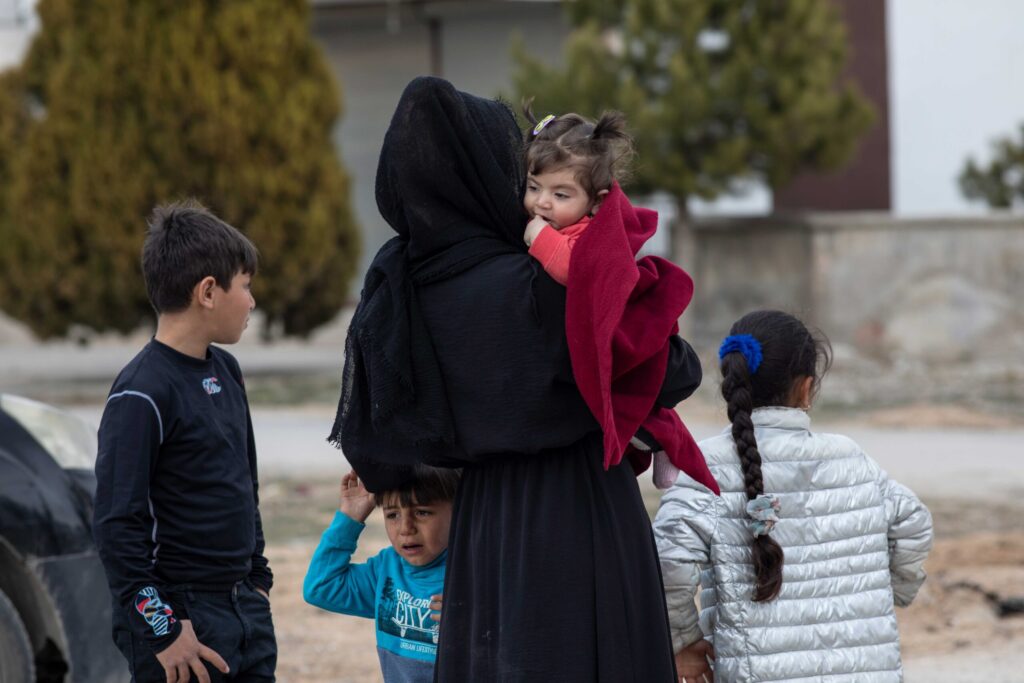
[259,476,1024,683]
[896,532,1024,680]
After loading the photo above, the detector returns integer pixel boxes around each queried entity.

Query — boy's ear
[591,189,610,215]
[194,276,218,310]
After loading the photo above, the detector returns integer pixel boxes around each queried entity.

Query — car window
[1,395,98,470]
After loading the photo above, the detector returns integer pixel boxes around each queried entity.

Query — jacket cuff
[528,225,561,264]
[129,585,184,653]
[631,426,662,451]
[148,619,184,654]
[672,623,705,654]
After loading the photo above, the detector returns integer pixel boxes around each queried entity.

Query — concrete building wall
[311,2,567,288]
[686,214,1024,366]
[775,0,891,212]
[685,219,815,339]
[809,216,1024,363]
[435,3,566,96]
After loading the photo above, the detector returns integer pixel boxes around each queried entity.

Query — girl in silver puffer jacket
[654,310,933,682]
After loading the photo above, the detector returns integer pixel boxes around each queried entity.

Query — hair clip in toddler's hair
[532,114,556,136]
[719,334,763,373]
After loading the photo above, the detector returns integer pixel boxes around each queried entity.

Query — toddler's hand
[675,638,714,683]
[524,215,549,247]
[339,472,375,524]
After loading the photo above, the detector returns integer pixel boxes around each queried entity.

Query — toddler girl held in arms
[522,105,716,493]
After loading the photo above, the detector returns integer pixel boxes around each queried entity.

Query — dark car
[0,395,127,682]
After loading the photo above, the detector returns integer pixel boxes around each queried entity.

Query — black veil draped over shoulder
[330,77,591,491]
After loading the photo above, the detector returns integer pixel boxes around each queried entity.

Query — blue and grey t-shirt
[303,511,445,683]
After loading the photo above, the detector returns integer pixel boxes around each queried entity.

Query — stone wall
[682,213,1024,406]
[312,2,568,285]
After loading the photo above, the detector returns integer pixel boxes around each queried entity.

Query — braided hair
[522,100,635,200]
[720,310,832,602]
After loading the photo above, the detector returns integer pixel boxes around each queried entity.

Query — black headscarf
[375,76,527,262]
[329,77,530,490]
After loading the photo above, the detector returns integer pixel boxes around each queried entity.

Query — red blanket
[565,183,720,495]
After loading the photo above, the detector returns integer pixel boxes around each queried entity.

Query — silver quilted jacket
[653,407,933,682]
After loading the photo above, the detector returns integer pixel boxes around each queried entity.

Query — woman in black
[331,77,701,682]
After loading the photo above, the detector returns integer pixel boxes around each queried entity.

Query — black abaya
[415,251,692,682]
[438,439,679,682]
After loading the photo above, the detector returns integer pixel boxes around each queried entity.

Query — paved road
[903,649,1021,683]
[68,405,1024,501]
[243,411,1024,502]
[1,342,343,382]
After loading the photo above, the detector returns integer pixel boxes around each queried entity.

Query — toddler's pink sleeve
[529,226,577,285]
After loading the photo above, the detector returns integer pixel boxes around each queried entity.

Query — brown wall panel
[775,0,891,211]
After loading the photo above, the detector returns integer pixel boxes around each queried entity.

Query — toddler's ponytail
[590,111,629,144]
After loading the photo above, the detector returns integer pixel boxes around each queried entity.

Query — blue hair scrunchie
[719,334,763,374]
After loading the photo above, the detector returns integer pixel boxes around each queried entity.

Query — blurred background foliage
[960,123,1024,209]
[0,0,359,339]
[511,0,875,210]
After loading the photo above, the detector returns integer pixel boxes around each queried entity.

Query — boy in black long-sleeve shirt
[94,200,275,683]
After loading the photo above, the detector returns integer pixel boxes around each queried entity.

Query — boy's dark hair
[522,100,635,199]
[719,310,832,602]
[377,466,461,509]
[142,199,259,314]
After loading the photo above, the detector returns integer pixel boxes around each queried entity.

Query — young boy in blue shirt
[303,467,459,683]
[93,200,275,683]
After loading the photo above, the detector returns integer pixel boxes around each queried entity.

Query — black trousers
[115,580,277,683]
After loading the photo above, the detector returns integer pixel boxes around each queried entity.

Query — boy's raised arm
[304,472,380,615]
[93,392,182,652]
[302,509,380,617]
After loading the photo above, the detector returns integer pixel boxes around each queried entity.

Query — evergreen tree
[0,0,359,338]
[960,124,1024,209]
[511,0,874,209]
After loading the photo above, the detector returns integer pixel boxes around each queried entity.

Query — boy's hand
[155,619,229,683]
[429,593,443,623]
[339,472,375,523]
[675,638,714,683]
[524,216,549,247]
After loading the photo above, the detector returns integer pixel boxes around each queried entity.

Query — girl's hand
[675,639,714,682]
[524,216,549,247]
[338,472,375,523]
[429,593,443,623]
